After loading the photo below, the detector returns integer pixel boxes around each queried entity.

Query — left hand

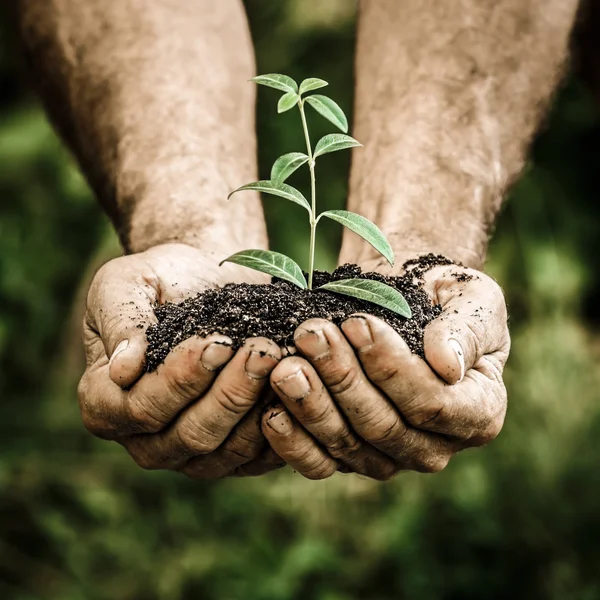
[261,263,510,480]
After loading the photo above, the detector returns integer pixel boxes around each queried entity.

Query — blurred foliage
[1,1,600,599]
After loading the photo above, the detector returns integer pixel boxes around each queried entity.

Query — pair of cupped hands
[78,243,510,480]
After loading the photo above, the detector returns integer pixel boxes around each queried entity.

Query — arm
[262,0,579,480]
[19,0,266,255]
[341,0,577,269]
[19,0,282,478]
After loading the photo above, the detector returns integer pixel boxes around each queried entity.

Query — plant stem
[299,100,317,289]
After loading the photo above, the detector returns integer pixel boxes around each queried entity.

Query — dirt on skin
[144,254,456,372]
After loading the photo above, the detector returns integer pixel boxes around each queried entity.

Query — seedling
[221,74,411,318]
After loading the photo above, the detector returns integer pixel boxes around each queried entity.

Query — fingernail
[448,338,465,382]
[342,316,374,349]
[274,371,311,400]
[201,342,233,371]
[266,410,294,435]
[295,329,329,359]
[245,350,277,380]
[109,340,129,366]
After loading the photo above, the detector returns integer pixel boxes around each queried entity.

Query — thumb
[424,276,508,385]
[86,259,159,388]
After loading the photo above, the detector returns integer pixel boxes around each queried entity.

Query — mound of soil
[144,254,455,372]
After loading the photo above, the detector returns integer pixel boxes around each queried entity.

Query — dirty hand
[261,263,510,480]
[78,243,285,478]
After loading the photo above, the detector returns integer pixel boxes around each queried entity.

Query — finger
[126,338,280,470]
[79,333,233,439]
[262,404,338,480]
[342,314,506,443]
[423,268,510,384]
[276,324,397,479]
[180,405,267,479]
[85,257,159,388]
[294,318,448,472]
[127,333,233,431]
[78,365,128,440]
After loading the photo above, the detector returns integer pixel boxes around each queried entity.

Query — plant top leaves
[271,153,310,185]
[228,180,311,214]
[317,279,412,318]
[299,77,329,95]
[319,210,394,266]
[313,133,362,158]
[305,94,348,133]
[221,249,307,289]
[251,73,298,94]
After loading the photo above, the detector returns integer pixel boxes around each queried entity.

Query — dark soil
[145,254,455,372]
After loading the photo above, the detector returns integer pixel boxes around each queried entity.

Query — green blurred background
[2,1,600,598]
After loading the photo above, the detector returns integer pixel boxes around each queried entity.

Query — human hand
[78,243,285,478]
[261,263,510,480]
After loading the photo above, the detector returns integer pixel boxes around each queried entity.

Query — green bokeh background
[2,2,600,598]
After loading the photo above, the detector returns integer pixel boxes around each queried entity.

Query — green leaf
[271,152,310,185]
[317,279,412,318]
[313,134,362,158]
[278,91,300,113]
[250,74,298,94]
[228,181,311,214]
[220,250,307,289]
[305,95,348,133]
[319,210,394,266]
[299,77,329,95]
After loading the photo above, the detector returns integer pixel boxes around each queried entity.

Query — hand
[78,243,284,478]
[261,263,510,480]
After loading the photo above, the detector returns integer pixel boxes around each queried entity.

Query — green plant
[222,74,411,318]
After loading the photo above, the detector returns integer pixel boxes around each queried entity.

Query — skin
[262,0,579,479]
[18,0,579,479]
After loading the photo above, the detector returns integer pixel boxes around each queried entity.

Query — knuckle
[77,376,114,439]
[370,463,399,482]
[126,445,161,471]
[298,395,332,427]
[412,451,451,474]
[127,397,166,433]
[326,432,362,460]
[304,458,337,480]
[326,367,361,396]
[214,384,256,416]
[177,421,218,456]
[364,411,407,446]
[473,414,505,446]
[369,362,402,385]
[220,446,257,464]
[221,435,263,463]
[406,393,446,428]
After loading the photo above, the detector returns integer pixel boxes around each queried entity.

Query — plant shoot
[222,74,411,318]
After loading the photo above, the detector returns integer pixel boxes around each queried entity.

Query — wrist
[117,163,268,255]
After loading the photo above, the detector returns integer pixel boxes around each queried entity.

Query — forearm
[342,0,579,269]
[18,0,266,254]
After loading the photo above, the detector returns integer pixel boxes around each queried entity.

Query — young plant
[221,74,411,318]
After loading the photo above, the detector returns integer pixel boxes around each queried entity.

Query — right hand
[78,243,285,478]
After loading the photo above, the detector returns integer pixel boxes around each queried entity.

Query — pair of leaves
[252,74,348,133]
[229,179,393,266]
[251,74,328,97]
[221,250,411,318]
[268,133,362,185]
